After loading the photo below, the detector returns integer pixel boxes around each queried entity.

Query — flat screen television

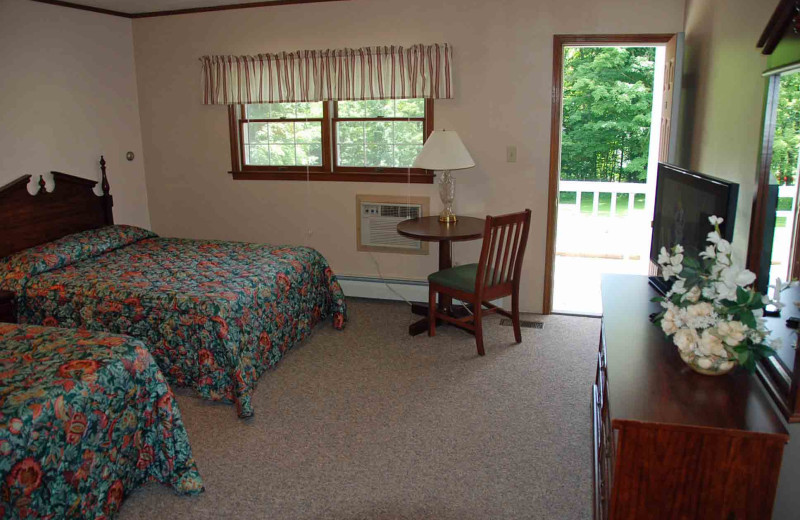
[649,163,739,294]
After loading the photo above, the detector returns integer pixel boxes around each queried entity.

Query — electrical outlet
[506,145,517,163]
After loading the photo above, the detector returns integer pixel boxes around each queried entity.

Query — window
[229,99,433,183]
[242,102,326,170]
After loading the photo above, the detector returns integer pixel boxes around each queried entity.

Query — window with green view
[335,98,426,169]
[242,102,324,167]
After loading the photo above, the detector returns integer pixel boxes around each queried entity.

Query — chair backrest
[474,209,532,295]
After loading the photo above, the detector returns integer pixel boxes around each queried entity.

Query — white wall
[0,0,150,229]
[678,0,772,261]
[132,0,686,312]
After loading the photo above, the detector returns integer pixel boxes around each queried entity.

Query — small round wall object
[126,151,135,161]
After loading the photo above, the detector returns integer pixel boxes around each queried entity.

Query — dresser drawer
[593,382,613,520]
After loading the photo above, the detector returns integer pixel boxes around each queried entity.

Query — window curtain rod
[201,43,453,105]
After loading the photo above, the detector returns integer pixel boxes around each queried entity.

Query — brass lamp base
[439,210,457,223]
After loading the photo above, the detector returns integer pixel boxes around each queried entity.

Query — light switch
[506,145,517,163]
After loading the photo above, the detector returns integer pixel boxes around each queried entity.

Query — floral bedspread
[1,226,347,417]
[0,323,203,519]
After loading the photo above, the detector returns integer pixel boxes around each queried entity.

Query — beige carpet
[118,299,600,520]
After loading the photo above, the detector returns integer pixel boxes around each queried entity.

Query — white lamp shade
[412,130,475,171]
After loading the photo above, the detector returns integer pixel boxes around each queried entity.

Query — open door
[658,33,684,163]
[543,34,679,314]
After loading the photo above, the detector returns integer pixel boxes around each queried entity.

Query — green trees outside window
[771,72,800,185]
[560,47,656,184]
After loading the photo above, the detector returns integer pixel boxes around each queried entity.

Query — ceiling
[63,0,290,15]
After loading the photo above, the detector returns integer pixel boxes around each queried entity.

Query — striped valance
[200,43,453,105]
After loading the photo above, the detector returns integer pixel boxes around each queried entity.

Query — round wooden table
[397,216,485,336]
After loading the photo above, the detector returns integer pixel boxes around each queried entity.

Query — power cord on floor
[368,252,413,307]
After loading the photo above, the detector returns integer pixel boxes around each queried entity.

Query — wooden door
[658,33,683,164]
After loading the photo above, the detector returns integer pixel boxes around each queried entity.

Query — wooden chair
[427,209,532,355]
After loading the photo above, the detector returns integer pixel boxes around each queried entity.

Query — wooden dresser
[595,274,788,519]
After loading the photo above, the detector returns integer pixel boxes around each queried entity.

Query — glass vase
[679,350,737,376]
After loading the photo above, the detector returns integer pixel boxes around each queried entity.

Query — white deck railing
[558,180,649,216]
[556,181,800,280]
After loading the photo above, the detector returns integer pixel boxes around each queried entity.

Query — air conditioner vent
[356,195,430,255]
[381,205,419,219]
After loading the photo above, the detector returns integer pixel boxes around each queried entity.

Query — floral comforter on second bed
[1,225,347,418]
[0,323,203,519]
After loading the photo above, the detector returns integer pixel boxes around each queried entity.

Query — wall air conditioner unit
[356,195,429,255]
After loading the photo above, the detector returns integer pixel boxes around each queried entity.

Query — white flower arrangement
[653,216,780,374]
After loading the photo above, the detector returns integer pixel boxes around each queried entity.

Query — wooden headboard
[0,157,114,259]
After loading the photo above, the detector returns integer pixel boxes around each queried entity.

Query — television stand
[595,274,788,519]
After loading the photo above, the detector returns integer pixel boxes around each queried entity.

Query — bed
[0,160,347,418]
[0,323,203,519]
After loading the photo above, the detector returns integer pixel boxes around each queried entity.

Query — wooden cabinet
[595,275,788,520]
[0,290,15,323]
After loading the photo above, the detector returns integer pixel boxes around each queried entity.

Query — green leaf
[739,310,757,329]
[736,287,749,305]
[736,349,752,366]
[683,257,700,269]
[742,356,757,374]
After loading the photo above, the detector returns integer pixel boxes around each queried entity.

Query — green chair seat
[428,263,486,294]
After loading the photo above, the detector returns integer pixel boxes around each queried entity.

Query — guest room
[2,0,800,518]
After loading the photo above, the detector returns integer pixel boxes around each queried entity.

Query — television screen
[650,163,739,292]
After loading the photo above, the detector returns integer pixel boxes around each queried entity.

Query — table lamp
[413,129,475,223]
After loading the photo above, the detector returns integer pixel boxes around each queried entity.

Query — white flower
[671,279,687,295]
[702,285,717,300]
[722,265,756,288]
[658,247,671,266]
[670,253,684,267]
[661,308,679,335]
[674,328,699,353]
[716,251,731,266]
[684,286,701,303]
[687,302,713,318]
[673,245,684,255]
[699,329,727,357]
[709,215,724,226]
[700,245,716,259]
[717,239,731,254]
[707,231,721,244]
[683,302,718,330]
[714,281,737,301]
[717,321,747,346]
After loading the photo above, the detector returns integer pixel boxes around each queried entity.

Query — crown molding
[30,0,348,19]
[31,0,132,18]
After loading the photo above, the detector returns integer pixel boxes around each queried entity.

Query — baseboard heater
[337,275,507,309]
[337,275,428,303]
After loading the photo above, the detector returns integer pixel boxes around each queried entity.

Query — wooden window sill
[230,170,434,184]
